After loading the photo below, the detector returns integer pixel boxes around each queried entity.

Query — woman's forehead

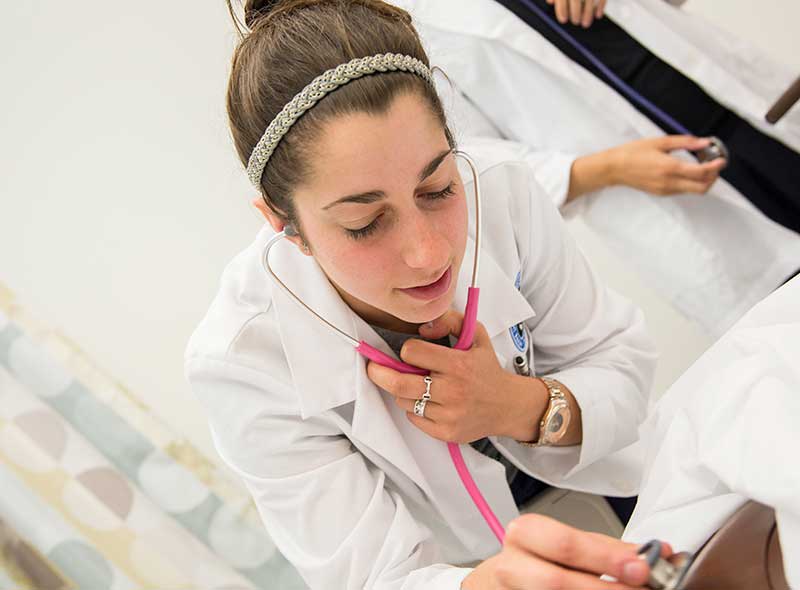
[300,93,451,201]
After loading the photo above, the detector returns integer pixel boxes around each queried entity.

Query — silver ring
[422,375,433,401]
[413,398,428,418]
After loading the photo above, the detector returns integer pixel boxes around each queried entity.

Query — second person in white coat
[395,0,800,337]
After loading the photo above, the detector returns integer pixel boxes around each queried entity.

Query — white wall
[684,0,800,70]
[1,0,796,461]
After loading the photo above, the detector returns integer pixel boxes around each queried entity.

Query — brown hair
[224,0,454,231]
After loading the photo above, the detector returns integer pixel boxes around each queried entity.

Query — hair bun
[244,0,282,28]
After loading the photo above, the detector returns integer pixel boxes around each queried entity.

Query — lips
[399,266,452,301]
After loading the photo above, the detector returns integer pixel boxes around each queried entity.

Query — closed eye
[344,182,456,240]
[345,214,384,240]
[423,181,456,201]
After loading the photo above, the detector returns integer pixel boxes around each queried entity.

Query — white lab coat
[185,143,657,589]
[393,0,800,336]
[623,275,800,587]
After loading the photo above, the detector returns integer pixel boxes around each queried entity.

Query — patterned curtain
[0,291,306,590]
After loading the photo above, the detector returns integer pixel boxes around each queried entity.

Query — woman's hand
[462,514,673,590]
[567,136,727,202]
[546,0,608,28]
[366,311,546,444]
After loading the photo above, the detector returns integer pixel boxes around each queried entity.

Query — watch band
[517,377,570,447]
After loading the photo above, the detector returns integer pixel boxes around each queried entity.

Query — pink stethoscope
[262,150,506,544]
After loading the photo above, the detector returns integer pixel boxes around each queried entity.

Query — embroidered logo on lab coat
[509,271,528,352]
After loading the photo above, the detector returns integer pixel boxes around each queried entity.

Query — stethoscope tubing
[515,0,692,135]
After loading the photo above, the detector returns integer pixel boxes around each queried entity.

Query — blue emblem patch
[509,271,528,352]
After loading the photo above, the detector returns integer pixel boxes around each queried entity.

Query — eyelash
[345,182,456,241]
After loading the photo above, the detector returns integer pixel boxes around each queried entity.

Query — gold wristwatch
[518,378,571,447]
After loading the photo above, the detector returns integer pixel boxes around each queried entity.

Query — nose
[400,210,449,272]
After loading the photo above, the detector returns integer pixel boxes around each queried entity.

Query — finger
[470,319,492,350]
[554,0,569,23]
[417,313,490,360]
[496,546,644,590]
[546,0,554,4]
[394,397,444,421]
[504,514,649,586]
[581,0,595,27]
[669,179,713,195]
[673,159,724,182]
[418,310,464,340]
[569,0,583,24]
[406,411,453,441]
[400,338,460,374]
[657,135,710,152]
[366,362,431,400]
[596,0,607,18]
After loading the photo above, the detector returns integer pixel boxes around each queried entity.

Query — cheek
[444,194,469,256]
[301,191,468,312]
[308,229,397,299]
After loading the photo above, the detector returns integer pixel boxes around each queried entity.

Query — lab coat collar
[268,228,535,421]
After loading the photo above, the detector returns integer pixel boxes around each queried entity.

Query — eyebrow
[322,148,453,210]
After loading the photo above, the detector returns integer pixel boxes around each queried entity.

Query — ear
[250,197,311,256]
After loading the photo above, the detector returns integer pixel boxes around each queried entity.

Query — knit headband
[246,52,434,189]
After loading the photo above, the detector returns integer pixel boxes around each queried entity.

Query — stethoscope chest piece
[638,540,694,590]
[693,136,729,163]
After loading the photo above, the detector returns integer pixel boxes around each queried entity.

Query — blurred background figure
[395,0,800,336]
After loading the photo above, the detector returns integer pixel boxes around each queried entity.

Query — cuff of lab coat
[548,366,617,474]
[490,367,618,488]
[523,150,576,210]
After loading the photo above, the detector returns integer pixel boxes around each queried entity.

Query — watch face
[544,401,571,443]
[548,412,564,434]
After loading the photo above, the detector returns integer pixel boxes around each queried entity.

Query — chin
[395,293,455,325]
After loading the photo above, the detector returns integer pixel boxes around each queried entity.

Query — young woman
[185,1,662,587]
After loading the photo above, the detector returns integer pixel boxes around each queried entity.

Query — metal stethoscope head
[261,149,483,349]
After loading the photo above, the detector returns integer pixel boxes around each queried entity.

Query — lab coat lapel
[452,234,536,342]
[456,158,537,341]
[269,236,361,419]
[270,234,434,498]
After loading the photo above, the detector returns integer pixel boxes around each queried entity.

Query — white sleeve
[492,174,658,494]
[436,72,577,210]
[519,149,576,209]
[690,332,800,586]
[185,356,473,590]
[449,135,578,210]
